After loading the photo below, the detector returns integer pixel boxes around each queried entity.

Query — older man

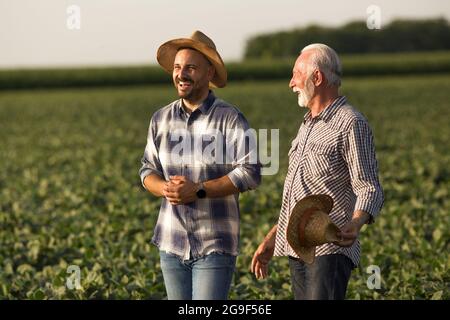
[139,31,261,300]
[251,44,384,300]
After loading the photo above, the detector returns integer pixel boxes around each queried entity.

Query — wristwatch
[196,182,207,199]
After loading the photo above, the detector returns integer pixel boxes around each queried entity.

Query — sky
[1,0,449,68]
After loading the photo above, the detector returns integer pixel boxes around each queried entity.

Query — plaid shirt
[274,96,384,267]
[139,91,261,260]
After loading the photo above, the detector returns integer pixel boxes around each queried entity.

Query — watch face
[196,189,206,199]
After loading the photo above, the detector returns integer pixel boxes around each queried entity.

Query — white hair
[301,43,342,87]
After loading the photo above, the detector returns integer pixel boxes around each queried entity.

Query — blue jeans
[289,254,354,300]
[159,250,236,300]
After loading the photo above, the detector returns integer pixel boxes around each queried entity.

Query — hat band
[298,207,319,246]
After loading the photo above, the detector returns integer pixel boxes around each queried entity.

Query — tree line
[244,18,450,59]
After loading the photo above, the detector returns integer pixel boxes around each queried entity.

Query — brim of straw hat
[157,38,227,88]
[287,194,337,264]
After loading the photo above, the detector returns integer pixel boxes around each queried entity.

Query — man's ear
[313,70,324,86]
[208,65,215,82]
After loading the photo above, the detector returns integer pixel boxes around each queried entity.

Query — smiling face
[289,51,316,108]
[172,48,214,104]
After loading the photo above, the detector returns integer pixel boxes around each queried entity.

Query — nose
[289,76,295,89]
[179,66,189,79]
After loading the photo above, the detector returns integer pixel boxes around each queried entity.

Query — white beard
[297,77,315,108]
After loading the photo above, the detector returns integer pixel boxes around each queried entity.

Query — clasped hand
[162,175,198,205]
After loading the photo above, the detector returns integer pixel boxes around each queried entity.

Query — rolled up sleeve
[139,117,164,188]
[343,119,384,223]
[226,113,261,192]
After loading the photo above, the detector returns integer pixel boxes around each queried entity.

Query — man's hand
[250,225,277,280]
[335,221,360,247]
[335,210,370,247]
[163,176,198,205]
[251,241,275,280]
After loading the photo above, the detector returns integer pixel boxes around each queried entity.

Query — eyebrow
[173,63,198,68]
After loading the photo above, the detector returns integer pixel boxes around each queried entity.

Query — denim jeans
[159,250,236,300]
[288,254,354,300]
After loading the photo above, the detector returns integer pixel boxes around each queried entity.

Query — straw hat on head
[157,30,227,88]
[287,194,340,264]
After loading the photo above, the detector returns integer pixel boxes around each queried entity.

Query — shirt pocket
[288,144,297,162]
[288,137,300,163]
[303,143,337,178]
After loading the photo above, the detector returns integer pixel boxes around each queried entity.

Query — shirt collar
[177,90,216,116]
[303,96,347,124]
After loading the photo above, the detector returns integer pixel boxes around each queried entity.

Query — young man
[139,31,261,300]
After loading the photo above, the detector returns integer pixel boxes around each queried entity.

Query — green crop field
[0,74,449,299]
[1,51,449,90]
